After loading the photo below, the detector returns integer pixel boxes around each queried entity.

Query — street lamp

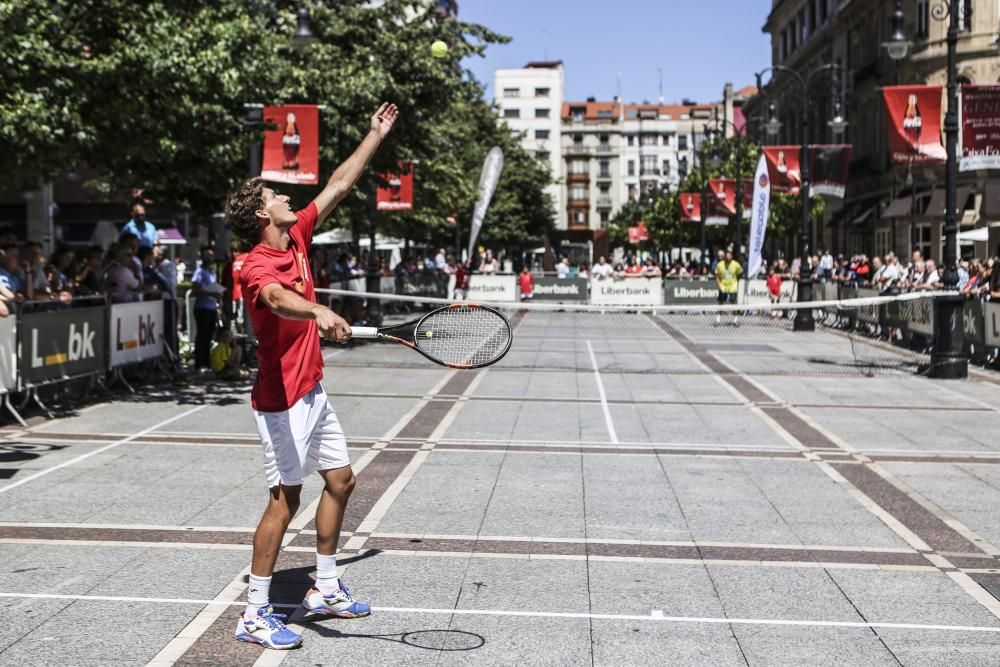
[698,128,720,262]
[755,63,847,331]
[712,107,750,259]
[291,6,320,50]
[884,0,966,379]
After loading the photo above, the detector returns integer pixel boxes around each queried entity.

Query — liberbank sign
[590,278,664,306]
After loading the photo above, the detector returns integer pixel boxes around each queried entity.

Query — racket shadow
[304,624,486,652]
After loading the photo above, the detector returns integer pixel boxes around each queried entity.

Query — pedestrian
[190,246,221,372]
[121,201,159,249]
[714,248,743,327]
[518,264,533,301]
[222,102,397,650]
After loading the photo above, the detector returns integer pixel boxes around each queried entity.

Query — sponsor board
[0,316,15,393]
[531,277,588,302]
[466,274,517,302]
[19,306,107,385]
[590,278,664,306]
[110,301,164,368]
[963,299,985,347]
[739,279,796,305]
[663,280,717,305]
[985,302,1000,348]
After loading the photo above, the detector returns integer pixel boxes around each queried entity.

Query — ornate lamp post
[755,64,847,331]
[883,0,967,379]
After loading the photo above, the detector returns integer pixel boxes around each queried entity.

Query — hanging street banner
[679,193,701,222]
[882,85,946,164]
[762,146,801,194]
[376,161,415,211]
[809,145,852,198]
[467,147,504,260]
[628,220,650,243]
[708,178,753,215]
[261,104,319,184]
[960,84,1000,171]
[747,154,771,279]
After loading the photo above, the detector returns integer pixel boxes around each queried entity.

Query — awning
[851,207,874,226]
[881,194,915,219]
[156,228,187,245]
[923,186,973,217]
[958,222,1000,242]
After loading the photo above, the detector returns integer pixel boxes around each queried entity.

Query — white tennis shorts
[252,383,350,487]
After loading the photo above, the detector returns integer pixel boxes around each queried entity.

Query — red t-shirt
[766,273,782,296]
[624,264,642,274]
[231,252,249,300]
[518,272,533,294]
[241,203,323,412]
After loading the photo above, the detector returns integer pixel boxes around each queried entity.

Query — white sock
[315,552,339,596]
[245,574,271,620]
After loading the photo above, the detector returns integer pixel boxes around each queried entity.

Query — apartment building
[494,62,565,226]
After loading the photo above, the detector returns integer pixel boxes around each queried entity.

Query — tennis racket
[350,303,512,369]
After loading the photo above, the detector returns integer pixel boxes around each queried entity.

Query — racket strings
[415,306,511,367]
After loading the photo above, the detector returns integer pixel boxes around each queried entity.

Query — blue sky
[460,0,773,104]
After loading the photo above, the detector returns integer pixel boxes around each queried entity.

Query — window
[573,211,586,226]
[598,186,611,206]
[627,135,635,146]
[569,160,588,174]
[641,156,657,174]
[535,108,550,118]
[875,229,891,258]
[536,151,549,162]
[535,87,550,97]
[915,223,932,260]
[640,133,657,146]
[503,108,520,119]
[503,87,520,98]
[571,107,585,122]
[662,160,671,176]
[535,129,550,140]
[571,185,588,201]
[917,0,929,38]
[678,134,688,150]
[599,160,610,178]
[627,160,635,176]
[799,9,807,42]
[599,211,609,226]
[598,134,609,150]
[627,184,637,201]
[957,0,971,31]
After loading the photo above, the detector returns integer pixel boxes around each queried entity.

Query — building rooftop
[525,60,564,69]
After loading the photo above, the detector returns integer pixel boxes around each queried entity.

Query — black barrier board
[19,306,107,385]
[531,277,588,302]
[663,279,717,305]
[963,299,985,347]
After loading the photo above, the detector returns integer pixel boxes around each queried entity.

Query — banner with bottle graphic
[960,84,1000,171]
[707,178,753,215]
[882,85,946,164]
[375,161,415,211]
[261,104,319,185]
[809,145,852,198]
[679,193,701,222]
[762,146,802,194]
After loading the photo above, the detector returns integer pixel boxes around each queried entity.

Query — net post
[927,293,967,379]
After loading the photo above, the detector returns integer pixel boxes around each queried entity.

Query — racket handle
[351,326,378,339]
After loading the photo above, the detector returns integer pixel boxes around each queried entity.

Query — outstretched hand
[370,102,399,140]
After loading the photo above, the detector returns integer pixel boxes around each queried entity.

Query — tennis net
[317,287,946,377]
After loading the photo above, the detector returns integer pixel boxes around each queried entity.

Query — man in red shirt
[223,103,398,650]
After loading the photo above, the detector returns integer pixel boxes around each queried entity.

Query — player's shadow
[305,625,485,652]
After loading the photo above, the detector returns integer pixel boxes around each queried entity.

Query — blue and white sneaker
[302,580,371,618]
[235,606,302,649]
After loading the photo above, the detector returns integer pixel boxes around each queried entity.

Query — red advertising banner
[708,178,753,214]
[261,104,319,185]
[628,227,640,244]
[762,146,801,194]
[376,161,415,211]
[637,220,649,240]
[882,85,946,164]
[809,145,852,198]
[961,84,1000,171]
[628,221,650,244]
[679,193,701,222]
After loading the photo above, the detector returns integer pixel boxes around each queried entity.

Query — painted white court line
[3,592,999,634]
[0,405,207,494]
[586,340,618,444]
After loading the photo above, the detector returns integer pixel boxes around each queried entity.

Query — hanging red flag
[261,104,320,185]
[679,193,701,222]
[376,161,415,211]
[628,226,640,244]
[707,178,754,215]
[637,220,650,241]
[762,146,801,194]
[882,85,946,164]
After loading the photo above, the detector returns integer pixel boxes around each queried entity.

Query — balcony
[567,171,590,183]
[596,196,612,208]
[564,144,593,155]
[596,170,612,180]
[567,198,590,208]
[596,144,614,154]
[640,168,661,177]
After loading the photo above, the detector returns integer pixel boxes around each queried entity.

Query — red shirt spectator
[518,268,533,300]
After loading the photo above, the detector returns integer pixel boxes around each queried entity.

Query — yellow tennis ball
[431,40,448,59]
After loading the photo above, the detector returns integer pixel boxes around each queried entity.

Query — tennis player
[223,102,399,650]
[714,248,742,327]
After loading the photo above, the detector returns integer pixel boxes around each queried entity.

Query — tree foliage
[0,0,552,247]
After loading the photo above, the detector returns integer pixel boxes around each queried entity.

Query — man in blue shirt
[191,246,221,371]
[0,246,26,297]
[121,202,158,249]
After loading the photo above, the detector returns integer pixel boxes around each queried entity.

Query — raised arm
[311,103,399,224]
[260,283,351,342]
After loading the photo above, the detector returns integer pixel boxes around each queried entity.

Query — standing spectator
[819,249,834,281]
[592,256,613,279]
[714,249,743,327]
[766,266,783,318]
[518,265,533,301]
[0,247,25,299]
[121,202,158,249]
[877,253,904,295]
[22,242,48,301]
[154,244,179,356]
[641,258,661,277]
[73,246,106,296]
[624,256,642,276]
[555,256,569,278]
[119,232,144,284]
[191,246,221,372]
[434,247,447,271]
[480,250,499,273]
[710,249,725,273]
[453,260,468,300]
[138,247,169,292]
[175,256,187,283]
[102,243,142,300]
